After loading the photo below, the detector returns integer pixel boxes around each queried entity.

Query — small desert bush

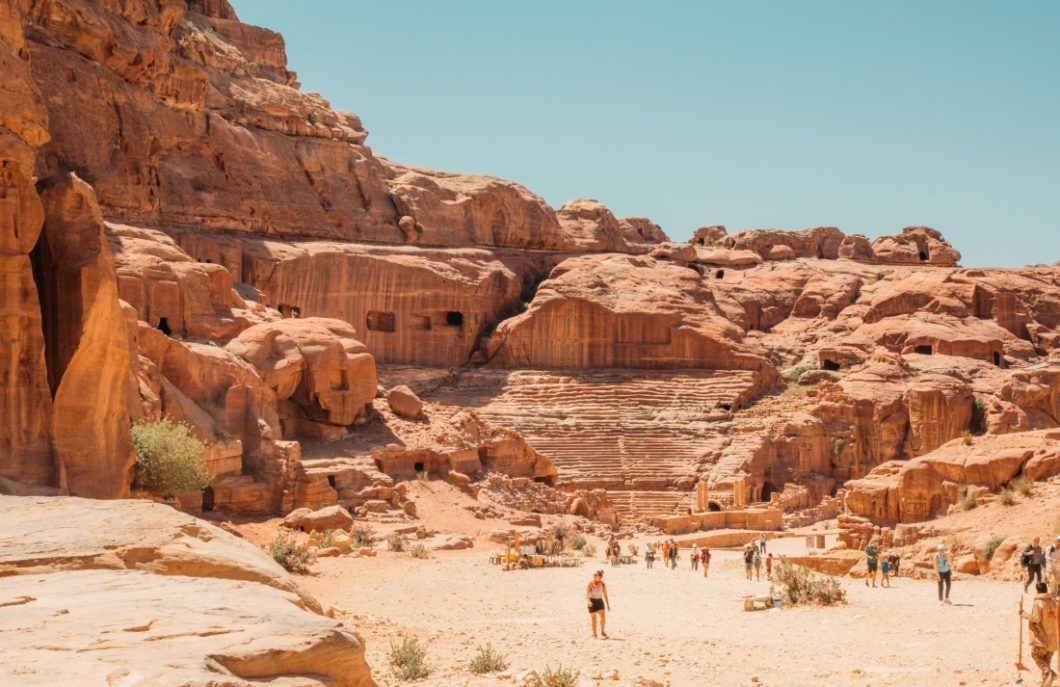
[270,531,314,573]
[832,437,845,457]
[1011,475,1034,496]
[772,559,846,606]
[313,528,341,549]
[997,488,1016,506]
[388,635,430,680]
[785,364,812,381]
[387,534,406,552]
[552,525,570,540]
[131,417,211,498]
[628,543,639,556]
[972,396,987,413]
[961,430,974,446]
[528,665,580,687]
[569,533,587,550]
[957,485,978,511]
[581,544,597,558]
[353,523,376,548]
[468,643,508,674]
[982,535,1006,559]
[409,543,430,559]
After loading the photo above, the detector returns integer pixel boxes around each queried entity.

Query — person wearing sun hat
[934,543,952,604]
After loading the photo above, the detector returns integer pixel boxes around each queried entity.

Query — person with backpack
[1023,537,1046,593]
[645,546,655,569]
[701,547,712,578]
[690,543,700,571]
[1020,581,1058,687]
[935,543,952,604]
[668,539,679,570]
[864,539,880,588]
[743,545,755,580]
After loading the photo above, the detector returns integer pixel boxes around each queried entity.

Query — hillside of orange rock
[1,0,1059,538]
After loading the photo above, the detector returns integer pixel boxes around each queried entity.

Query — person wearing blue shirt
[935,544,952,604]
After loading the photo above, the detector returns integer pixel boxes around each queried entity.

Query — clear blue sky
[230,1,1059,267]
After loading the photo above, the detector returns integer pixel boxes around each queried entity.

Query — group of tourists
[644,539,712,576]
[862,539,902,590]
[741,542,773,581]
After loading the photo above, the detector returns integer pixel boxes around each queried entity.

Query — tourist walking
[935,544,952,604]
[662,540,670,569]
[669,539,678,570]
[765,553,773,580]
[690,543,699,571]
[753,548,763,581]
[1047,536,1060,598]
[1023,537,1045,593]
[758,534,767,555]
[864,539,880,588]
[743,545,754,580]
[701,547,711,578]
[881,554,891,587]
[645,546,655,569]
[1020,581,1058,686]
[586,570,611,639]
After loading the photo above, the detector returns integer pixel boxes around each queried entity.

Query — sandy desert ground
[233,480,1060,687]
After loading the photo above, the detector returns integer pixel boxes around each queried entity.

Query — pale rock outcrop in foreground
[0,496,375,687]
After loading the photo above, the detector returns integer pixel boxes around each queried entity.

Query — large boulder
[283,504,354,533]
[387,384,424,419]
[0,496,374,687]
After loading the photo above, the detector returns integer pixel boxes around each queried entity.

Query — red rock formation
[226,318,378,432]
[844,430,1060,523]
[0,1,54,488]
[36,175,136,498]
[484,254,779,383]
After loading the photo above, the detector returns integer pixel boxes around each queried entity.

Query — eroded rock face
[36,175,136,499]
[0,1,53,489]
[0,495,375,687]
[844,430,1060,523]
[227,317,377,430]
[485,254,779,387]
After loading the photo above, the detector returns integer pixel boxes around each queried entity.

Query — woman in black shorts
[586,570,611,638]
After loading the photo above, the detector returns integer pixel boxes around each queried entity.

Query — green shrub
[1011,475,1034,496]
[581,544,596,558]
[131,418,211,498]
[269,531,314,573]
[627,543,639,556]
[961,430,974,446]
[388,534,406,552]
[353,524,376,548]
[570,534,587,550]
[972,396,986,413]
[413,222,425,234]
[997,488,1016,506]
[409,543,430,559]
[832,437,845,457]
[528,665,580,687]
[389,635,430,680]
[982,535,1006,559]
[468,643,509,674]
[958,488,978,511]
[314,528,341,549]
[772,559,846,606]
[785,364,812,381]
[552,525,570,540]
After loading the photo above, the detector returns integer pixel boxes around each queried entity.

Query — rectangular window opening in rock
[366,310,396,332]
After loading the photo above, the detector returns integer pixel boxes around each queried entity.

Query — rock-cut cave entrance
[201,486,215,512]
[760,481,780,502]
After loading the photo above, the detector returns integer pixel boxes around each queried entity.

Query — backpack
[1021,552,1032,567]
